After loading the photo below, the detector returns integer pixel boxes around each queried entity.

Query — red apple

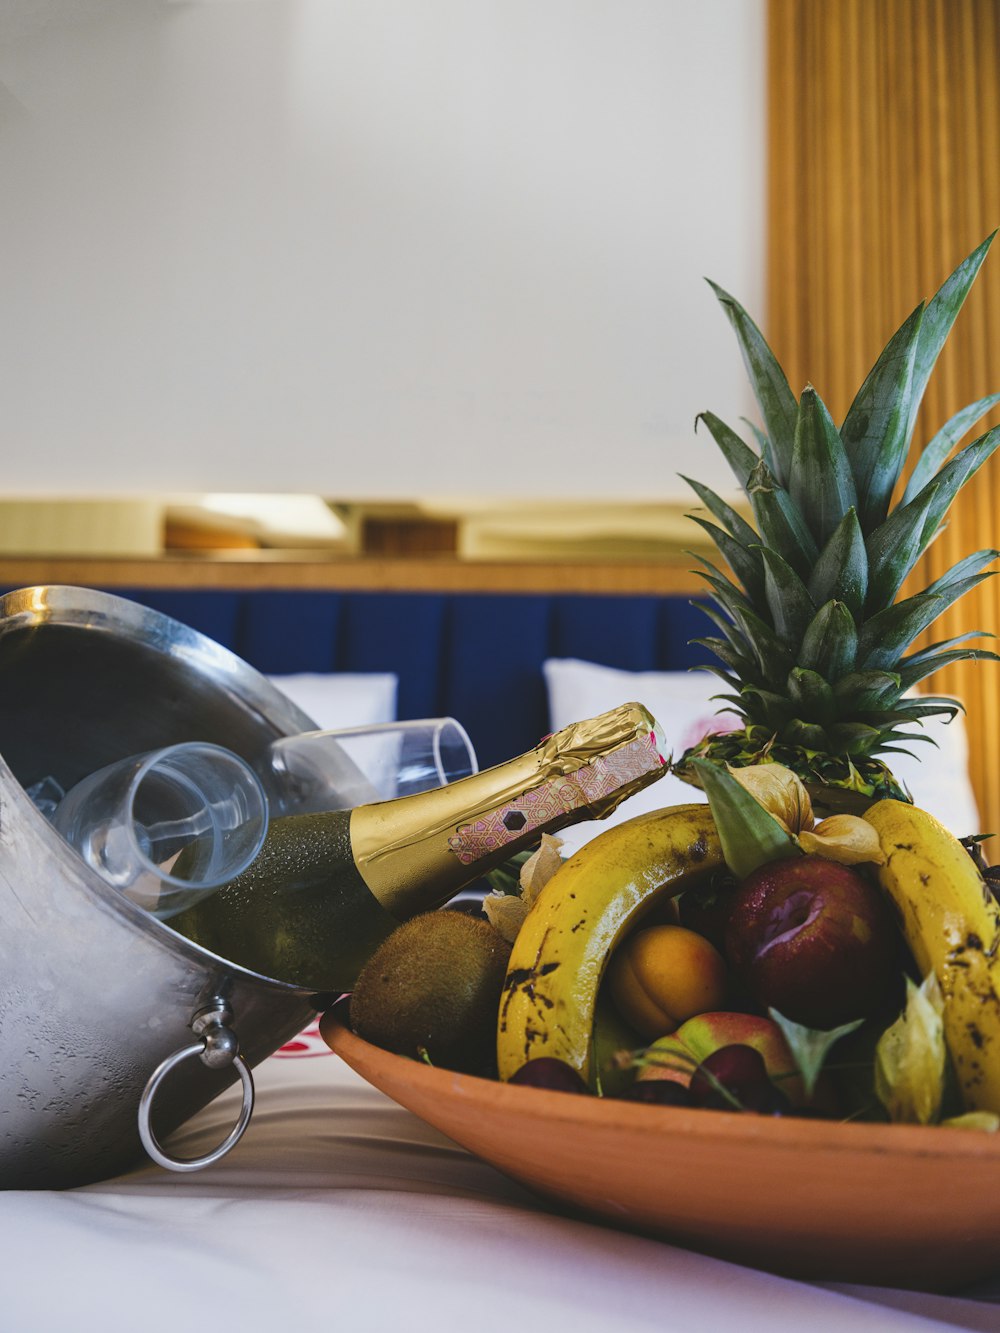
[723,855,896,1030]
[637,1010,806,1107]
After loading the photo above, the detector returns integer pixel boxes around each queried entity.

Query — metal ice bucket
[0,586,328,1188]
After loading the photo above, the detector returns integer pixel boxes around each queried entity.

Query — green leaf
[790,386,858,546]
[746,460,819,578]
[741,417,775,473]
[904,232,997,451]
[692,636,761,680]
[782,719,830,750]
[916,426,1000,547]
[769,1009,865,1101]
[758,547,815,645]
[857,593,949,669]
[695,413,760,490]
[739,687,796,731]
[902,392,1000,504]
[808,508,869,619]
[707,280,799,485]
[786,668,836,725]
[827,721,884,755]
[840,302,925,528]
[924,549,999,597]
[864,484,940,612]
[833,670,903,711]
[799,600,858,678]
[682,476,760,549]
[688,516,765,603]
[896,646,1000,692]
[690,758,800,880]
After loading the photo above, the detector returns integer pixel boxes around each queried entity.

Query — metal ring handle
[138,1041,255,1173]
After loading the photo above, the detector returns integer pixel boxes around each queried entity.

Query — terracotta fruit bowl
[321,1008,1000,1292]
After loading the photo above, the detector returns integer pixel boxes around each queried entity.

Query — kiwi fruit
[349,910,512,1075]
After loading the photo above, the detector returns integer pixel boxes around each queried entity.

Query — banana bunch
[496,803,722,1085]
[863,800,1000,1114]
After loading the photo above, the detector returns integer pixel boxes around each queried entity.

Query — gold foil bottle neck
[351,701,666,916]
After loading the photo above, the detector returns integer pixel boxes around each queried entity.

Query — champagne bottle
[169,702,667,992]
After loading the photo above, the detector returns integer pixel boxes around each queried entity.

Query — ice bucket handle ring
[137,997,255,1172]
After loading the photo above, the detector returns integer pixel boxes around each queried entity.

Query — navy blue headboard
[40,587,714,770]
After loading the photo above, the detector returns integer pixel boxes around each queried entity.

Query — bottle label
[447,733,662,864]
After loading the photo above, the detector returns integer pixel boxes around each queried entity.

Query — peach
[637,1010,807,1108]
[606,923,728,1041]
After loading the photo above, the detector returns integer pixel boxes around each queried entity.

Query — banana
[864,799,1000,1113]
[496,803,723,1085]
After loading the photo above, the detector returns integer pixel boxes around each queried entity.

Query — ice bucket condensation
[0,586,329,1189]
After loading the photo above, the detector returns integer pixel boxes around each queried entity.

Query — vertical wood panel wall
[767,0,1000,834]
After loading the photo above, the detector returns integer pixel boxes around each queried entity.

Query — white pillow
[543,657,980,852]
[267,672,398,732]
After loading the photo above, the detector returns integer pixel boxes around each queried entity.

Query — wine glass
[268,718,478,815]
[49,742,269,919]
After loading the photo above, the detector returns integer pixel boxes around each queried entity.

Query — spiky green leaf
[833,671,903,711]
[827,722,884,755]
[746,460,818,578]
[858,594,950,670]
[902,392,1000,504]
[707,281,799,484]
[840,303,924,528]
[688,516,765,603]
[790,386,859,546]
[739,687,797,730]
[808,508,869,620]
[864,484,940,612]
[695,413,760,490]
[896,647,1000,693]
[758,547,815,645]
[916,427,1000,547]
[904,232,997,449]
[692,637,760,680]
[782,719,831,750]
[899,629,995,671]
[682,476,761,548]
[799,600,858,678]
[924,549,999,597]
[786,668,836,725]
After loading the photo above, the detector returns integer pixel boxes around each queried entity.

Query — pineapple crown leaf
[914,425,1000,550]
[705,279,798,483]
[790,386,859,546]
[923,549,999,598]
[694,412,758,489]
[686,514,765,602]
[807,507,868,618]
[904,231,997,449]
[864,483,941,613]
[839,301,925,529]
[746,459,818,576]
[799,600,858,678]
[902,392,1000,504]
[757,545,815,643]
[679,474,759,549]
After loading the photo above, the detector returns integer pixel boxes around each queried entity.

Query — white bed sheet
[3,1029,999,1333]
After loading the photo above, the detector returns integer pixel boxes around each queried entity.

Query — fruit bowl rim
[319,1008,1000,1162]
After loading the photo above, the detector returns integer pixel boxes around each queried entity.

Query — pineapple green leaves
[677,236,1000,809]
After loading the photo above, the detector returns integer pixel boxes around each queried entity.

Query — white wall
[0,0,765,501]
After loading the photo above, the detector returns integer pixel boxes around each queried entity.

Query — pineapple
[674,234,1000,815]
